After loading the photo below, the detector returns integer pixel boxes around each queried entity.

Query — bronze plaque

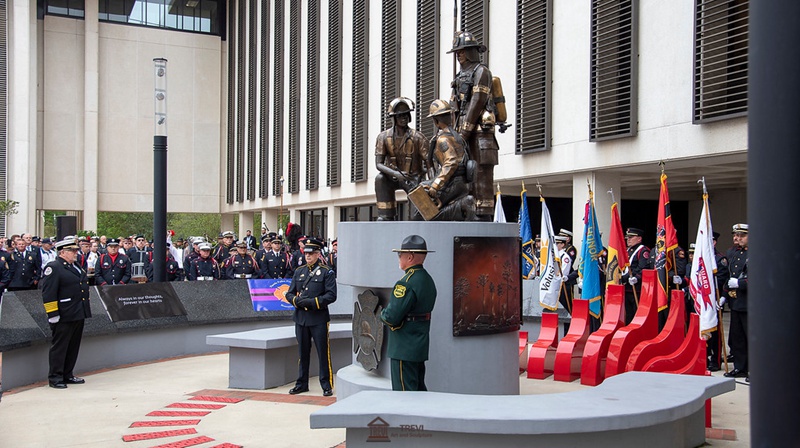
[452,236,522,336]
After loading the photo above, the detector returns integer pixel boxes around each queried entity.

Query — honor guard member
[723,224,749,380]
[213,231,236,264]
[254,235,271,271]
[8,237,40,291]
[41,237,91,389]
[291,236,308,270]
[620,228,651,325]
[706,232,729,371]
[260,235,293,279]
[559,229,578,268]
[555,235,578,316]
[381,235,437,391]
[374,97,429,221]
[225,241,259,280]
[187,242,221,281]
[184,237,203,272]
[285,238,337,396]
[97,239,131,286]
[449,31,500,220]
[327,239,338,275]
[421,99,476,221]
[127,235,154,283]
[165,244,182,281]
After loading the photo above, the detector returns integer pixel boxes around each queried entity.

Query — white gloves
[718,296,726,308]
[728,278,739,289]
[48,315,60,324]
[577,278,583,289]
[562,276,570,283]
[628,276,638,285]
[673,275,683,285]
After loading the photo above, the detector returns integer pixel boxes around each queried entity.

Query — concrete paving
[0,352,750,447]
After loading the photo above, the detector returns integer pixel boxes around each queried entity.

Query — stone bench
[207,322,352,389]
[310,371,735,448]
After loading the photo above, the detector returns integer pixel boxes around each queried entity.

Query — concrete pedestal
[336,222,520,398]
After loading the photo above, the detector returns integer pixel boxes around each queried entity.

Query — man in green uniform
[381,235,437,391]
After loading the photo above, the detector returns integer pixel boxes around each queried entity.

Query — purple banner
[247,278,295,311]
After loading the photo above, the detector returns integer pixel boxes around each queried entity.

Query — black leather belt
[405,313,431,322]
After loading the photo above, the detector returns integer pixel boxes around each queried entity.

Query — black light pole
[749,1,800,445]
[153,58,168,282]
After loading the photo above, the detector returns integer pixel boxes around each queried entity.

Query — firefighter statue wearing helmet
[411,99,476,221]
[449,31,500,221]
[374,97,430,221]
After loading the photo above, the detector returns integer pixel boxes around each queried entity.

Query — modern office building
[3,0,747,248]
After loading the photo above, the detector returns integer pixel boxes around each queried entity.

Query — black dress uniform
[41,240,92,388]
[620,228,651,325]
[706,242,730,370]
[166,254,181,281]
[724,233,748,378]
[259,249,293,279]
[8,248,40,291]
[285,238,337,395]
[225,251,259,280]
[97,252,132,286]
[187,256,220,281]
[127,248,154,282]
[0,249,11,304]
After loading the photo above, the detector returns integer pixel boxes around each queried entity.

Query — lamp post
[153,58,168,282]
[279,176,285,236]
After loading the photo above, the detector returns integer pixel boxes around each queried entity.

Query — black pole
[153,135,167,282]
[749,1,800,445]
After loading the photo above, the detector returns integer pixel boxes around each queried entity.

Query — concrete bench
[207,322,352,389]
[311,371,735,448]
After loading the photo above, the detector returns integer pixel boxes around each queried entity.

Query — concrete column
[572,172,620,253]
[221,213,235,234]
[238,211,254,240]
[262,209,278,234]
[83,0,99,231]
[327,203,337,240]
[7,0,36,233]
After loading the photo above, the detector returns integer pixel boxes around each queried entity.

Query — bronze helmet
[447,31,487,54]
[386,97,415,116]
[427,99,452,118]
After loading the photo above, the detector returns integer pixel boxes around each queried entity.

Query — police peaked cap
[625,227,645,237]
[303,238,325,253]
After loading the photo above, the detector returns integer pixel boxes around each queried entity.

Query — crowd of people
[0,229,338,292]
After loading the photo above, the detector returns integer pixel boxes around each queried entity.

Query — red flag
[654,172,679,311]
[606,202,629,285]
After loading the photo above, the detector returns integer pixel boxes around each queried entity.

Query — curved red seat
[553,299,590,382]
[626,290,686,371]
[605,270,659,378]
[526,312,560,379]
[580,284,625,386]
[642,313,706,376]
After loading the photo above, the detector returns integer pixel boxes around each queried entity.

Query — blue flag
[519,189,536,279]
[579,190,603,318]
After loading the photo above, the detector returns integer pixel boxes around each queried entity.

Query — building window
[306,0,320,191]
[340,203,412,222]
[516,0,551,153]
[95,0,223,35]
[326,0,343,188]
[416,0,440,141]
[381,0,401,130]
[300,208,327,239]
[351,1,369,183]
[45,0,85,18]
[589,0,638,141]
[460,0,488,63]
[693,0,748,123]
[272,0,285,196]
[287,0,300,194]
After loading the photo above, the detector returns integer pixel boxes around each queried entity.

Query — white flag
[493,190,506,223]
[688,193,718,336]
[538,197,562,310]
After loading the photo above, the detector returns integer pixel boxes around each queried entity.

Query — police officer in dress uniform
[187,243,221,281]
[225,241,259,280]
[97,239,131,286]
[8,237,40,291]
[259,236,293,279]
[41,237,91,389]
[620,228,651,325]
[381,235,437,391]
[374,97,429,221]
[286,238,337,396]
[723,224,749,380]
[165,244,181,281]
[450,31,500,221]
